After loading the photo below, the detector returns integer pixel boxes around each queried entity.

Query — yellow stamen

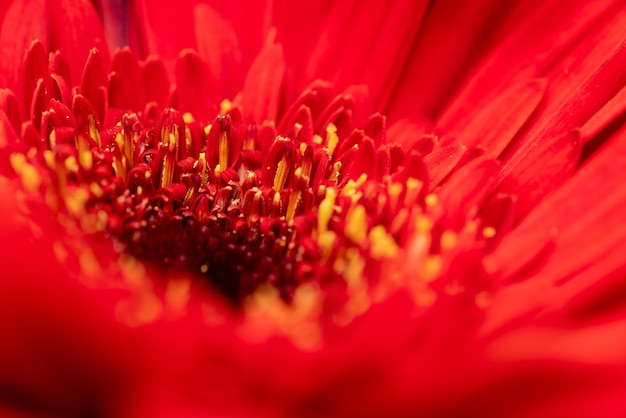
[425,193,438,207]
[219,99,233,114]
[328,161,342,183]
[197,152,209,186]
[160,130,179,188]
[273,156,290,191]
[318,187,336,236]
[440,229,458,250]
[219,127,229,169]
[345,204,367,244]
[285,168,303,222]
[482,226,497,238]
[369,226,399,260]
[325,123,339,157]
[10,153,41,193]
[88,114,102,148]
[77,134,93,170]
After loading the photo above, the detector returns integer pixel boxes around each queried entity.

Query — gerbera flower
[2,0,626,417]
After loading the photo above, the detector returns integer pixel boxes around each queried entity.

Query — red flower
[2,0,626,417]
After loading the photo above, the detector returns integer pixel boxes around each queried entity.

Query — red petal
[484,126,626,333]
[142,56,170,109]
[80,48,108,123]
[174,49,215,121]
[304,0,430,110]
[436,0,620,130]
[580,83,626,143]
[442,78,548,158]
[437,157,500,228]
[48,0,110,86]
[0,89,21,135]
[0,109,18,147]
[0,0,47,94]
[423,143,467,189]
[19,40,49,120]
[387,119,432,150]
[193,4,242,101]
[108,48,144,111]
[240,31,286,123]
[502,6,626,163]
[498,130,582,221]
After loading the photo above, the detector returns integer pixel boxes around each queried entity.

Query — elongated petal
[441,78,547,158]
[304,0,429,110]
[193,4,242,101]
[502,5,626,162]
[0,0,47,93]
[437,0,621,129]
[484,125,626,333]
[240,31,285,123]
[49,0,110,86]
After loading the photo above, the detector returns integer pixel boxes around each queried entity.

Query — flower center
[9,88,430,310]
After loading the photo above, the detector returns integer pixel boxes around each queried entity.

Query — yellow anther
[65,187,89,217]
[64,156,79,173]
[387,181,403,211]
[440,229,458,250]
[182,112,195,124]
[198,152,209,186]
[312,134,323,145]
[219,99,233,114]
[404,177,422,206]
[328,161,342,182]
[415,215,433,234]
[77,135,93,170]
[43,150,55,169]
[49,129,57,148]
[293,122,303,138]
[10,154,41,193]
[345,204,367,244]
[318,187,336,236]
[369,226,399,260]
[482,226,497,238]
[425,193,438,207]
[204,123,212,137]
[325,123,339,157]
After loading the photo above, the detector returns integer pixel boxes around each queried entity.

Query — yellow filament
[88,114,102,148]
[273,156,290,191]
[285,169,302,222]
[219,129,229,169]
[198,152,209,186]
[161,131,178,188]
